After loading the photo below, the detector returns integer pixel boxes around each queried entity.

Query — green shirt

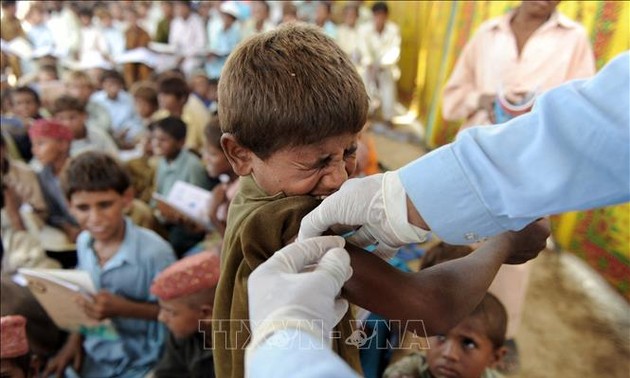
[155,149,213,197]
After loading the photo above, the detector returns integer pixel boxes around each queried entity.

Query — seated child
[150,251,220,378]
[91,69,144,149]
[63,70,112,134]
[189,71,218,114]
[28,119,81,242]
[8,86,47,161]
[130,81,161,128]
[0,315,33,378]
[202,117,239,237]
[383,293,507,378]
[51,95,118,157]
[43,151,176,378]
[151,116,214,256]
[156,74,211,153]
[212,24,369,377]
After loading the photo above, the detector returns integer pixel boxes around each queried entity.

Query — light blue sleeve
[246,329,360,378]
[399,52,630,245]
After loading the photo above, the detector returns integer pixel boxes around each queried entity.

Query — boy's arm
[82,291,160,321]
[343,220,548,335]
[43,333,84,377]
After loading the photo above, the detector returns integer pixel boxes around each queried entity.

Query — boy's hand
[43,334,83,377]
[501,218,550,264]
[81,291,126,320]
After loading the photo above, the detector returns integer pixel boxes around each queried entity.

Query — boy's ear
[122,187,134,211]
[491,346,508,367]
[221,133,252,176]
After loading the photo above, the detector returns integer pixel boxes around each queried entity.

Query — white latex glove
[298,171,430,260]
[247,236,352,353]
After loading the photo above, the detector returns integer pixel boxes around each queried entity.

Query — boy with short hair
[152,116,214,256]
[213,24,547,378]
[51,95,118,157]
[150,251,220,378]
[157,74,210,153]
[63,70,112,133]
[130,81,161,127]
[383,293,508,378]
[43,151,176,378]
[91,69,144,148]
[28,119,81,242]
[7,86,44,161]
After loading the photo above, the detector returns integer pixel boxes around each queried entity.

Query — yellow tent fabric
[388,1,630,298]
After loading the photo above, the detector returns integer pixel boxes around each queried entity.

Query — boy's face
[11,92,39,118]
[102,79,122,99]
[158,93,184,113]
[66,82,92,102]
[202,142,231,178]
[158,298,211,339]
[54,110,86,138]
[190,77,210,98]
[152,128,184,160]
[134,98,155,118]
[228,133,358,197]
[427,316,503,378]
[31,136,69,166]
[69,189,132,243]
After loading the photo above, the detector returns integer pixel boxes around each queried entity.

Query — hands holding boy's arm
[78,291,160,321]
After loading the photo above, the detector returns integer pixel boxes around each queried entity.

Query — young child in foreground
[213,24,548,378]
[43,151,176,378]
[150,251,220,378]
[383,293,507,378]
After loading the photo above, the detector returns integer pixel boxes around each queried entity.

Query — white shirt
[168,13,207,58]
[358,21,401,74]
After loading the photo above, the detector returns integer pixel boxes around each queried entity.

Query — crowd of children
[1,2,537,378]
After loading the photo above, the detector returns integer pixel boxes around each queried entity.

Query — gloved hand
[298,171,431,260]
[247,236,352,352]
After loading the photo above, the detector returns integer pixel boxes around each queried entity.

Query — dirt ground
[371,130,630,378]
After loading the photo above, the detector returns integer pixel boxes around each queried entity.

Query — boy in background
[151,116,214,256]
[28,119,81,243]
[156,74,210,153]
[150,251,220,378]
[51,95,118,157]
[383,293,507,378]
[43,151,176,377]
[63,70,112,134]
[91,70,144,149]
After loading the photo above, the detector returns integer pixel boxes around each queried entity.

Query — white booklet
[152,181,213,230]
[16,268,119,340]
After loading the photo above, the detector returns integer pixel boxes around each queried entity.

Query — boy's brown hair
[51,95,86,114]
[470,293,508,349]
[157,75,189,101]
[61,151,131,199]
[218,24,368,160]
[130,81,159,109]
[63,70,94,87]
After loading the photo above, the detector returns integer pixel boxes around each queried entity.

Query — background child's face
[11,92,39,118]
[66,82,92,103]
[54,110,86,138]
[31,136,68,166]
[158,298,209,339]
[134,98,155,118]
[202,142,232,178]
[158,93,183,113]
[190,76,210,98]
[427,316,501,378]
[102,79,122,99]
[151,128,183,160]
[247,133,358,197]
[69,189,130,243]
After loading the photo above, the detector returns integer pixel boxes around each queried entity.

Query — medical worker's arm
[299,52,629,247]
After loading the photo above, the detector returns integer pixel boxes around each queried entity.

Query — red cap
[151,252,220,300]
[28,119,74,141]
[0,315,29,358]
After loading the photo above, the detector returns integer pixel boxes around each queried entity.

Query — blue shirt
[156,149,214,197]
[205,22,241,79]
[91,90,144,142]
[399,52,630,244]
[76,218,176,378]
